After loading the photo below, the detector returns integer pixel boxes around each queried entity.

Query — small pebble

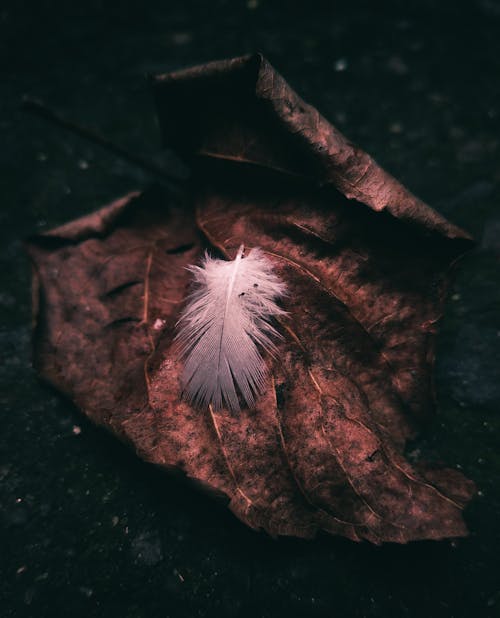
[171,32,192,45]
[79,586,93,598]
[386,56,408,75]
[334,58,348,72]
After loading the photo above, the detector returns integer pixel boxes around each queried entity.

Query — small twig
[22,96,185,187]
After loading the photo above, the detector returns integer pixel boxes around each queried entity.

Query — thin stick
[22,96,185,187]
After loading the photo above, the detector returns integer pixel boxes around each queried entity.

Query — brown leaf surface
[27,55,475,543]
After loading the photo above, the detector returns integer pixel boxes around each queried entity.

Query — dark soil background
[1,1,499,616]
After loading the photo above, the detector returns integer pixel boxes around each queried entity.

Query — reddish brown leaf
[27,55,475,543]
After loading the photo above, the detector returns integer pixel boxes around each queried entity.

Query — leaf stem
[21,96,185,187]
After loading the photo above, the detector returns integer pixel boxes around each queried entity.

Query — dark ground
[1,1,499,616]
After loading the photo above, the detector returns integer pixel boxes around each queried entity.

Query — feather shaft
[217,245,244,382]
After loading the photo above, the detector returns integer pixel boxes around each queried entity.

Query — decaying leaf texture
[27,55,475,543]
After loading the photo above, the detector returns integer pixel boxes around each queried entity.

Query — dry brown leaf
[26,55,475,543]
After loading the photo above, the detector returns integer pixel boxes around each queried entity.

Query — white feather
[175,245,286,412]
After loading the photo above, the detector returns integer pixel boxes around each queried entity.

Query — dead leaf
[26,55,475,543]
